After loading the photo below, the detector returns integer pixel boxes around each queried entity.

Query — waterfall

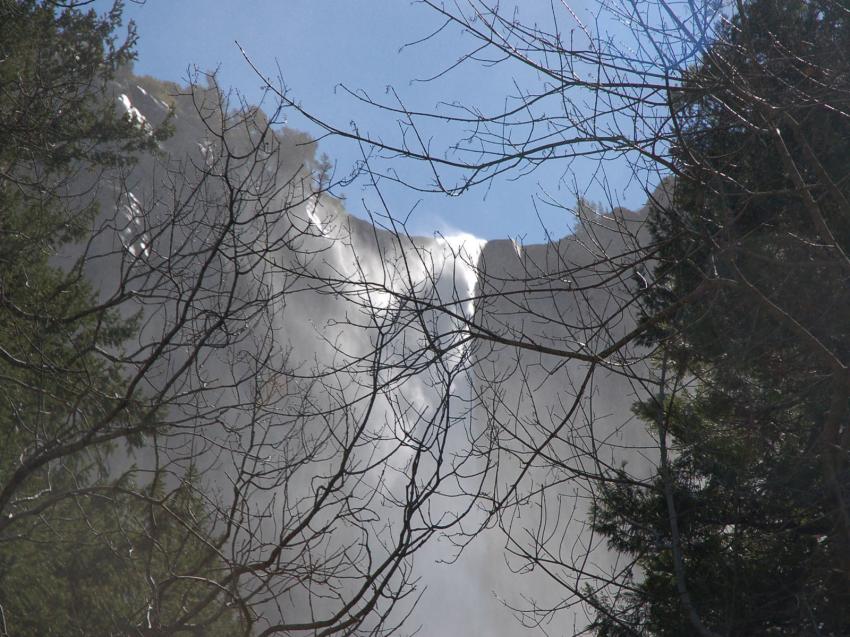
[82,70,653,636]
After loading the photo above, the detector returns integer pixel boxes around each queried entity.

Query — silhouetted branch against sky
[22,2,846,635]
[94,0,718,242]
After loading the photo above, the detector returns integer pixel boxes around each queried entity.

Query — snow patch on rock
[118,191,151,259]
[117,93,152,133]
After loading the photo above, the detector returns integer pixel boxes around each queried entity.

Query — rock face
[75,68,656,636]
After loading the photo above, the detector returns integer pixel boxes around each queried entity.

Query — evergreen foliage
[591,1,850,634]
[0,2,243,634]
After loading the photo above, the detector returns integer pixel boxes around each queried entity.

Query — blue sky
[96,0,658,242]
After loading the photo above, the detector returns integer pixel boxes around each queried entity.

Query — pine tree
[591,1,850,634]
[0,3,244,633]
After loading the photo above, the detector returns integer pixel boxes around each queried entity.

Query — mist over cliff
[78,67,654,636]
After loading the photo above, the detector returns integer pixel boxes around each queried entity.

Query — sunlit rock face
[70,68,655,636]
[467,210,656,629]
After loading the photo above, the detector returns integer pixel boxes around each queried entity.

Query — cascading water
[88,70,653,636]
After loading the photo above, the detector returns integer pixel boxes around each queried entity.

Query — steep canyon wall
[69,70,657,636]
